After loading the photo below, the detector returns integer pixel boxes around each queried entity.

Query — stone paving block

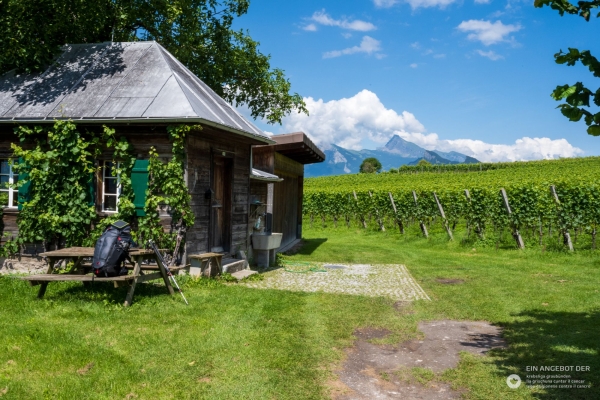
[242,263,430,301]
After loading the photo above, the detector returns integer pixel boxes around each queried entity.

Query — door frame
[209,149,234,253]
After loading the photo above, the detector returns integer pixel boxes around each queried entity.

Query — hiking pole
[147,240,188,305]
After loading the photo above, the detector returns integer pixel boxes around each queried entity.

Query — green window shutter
[17,157,30,211]
[87,172,95,207]
[131,159,149,217]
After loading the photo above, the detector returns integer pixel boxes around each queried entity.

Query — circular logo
[507,374,521,389]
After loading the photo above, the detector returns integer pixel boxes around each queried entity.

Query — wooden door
[211,157,232,253]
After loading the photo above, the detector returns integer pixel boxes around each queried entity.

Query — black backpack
[92,220,134,277]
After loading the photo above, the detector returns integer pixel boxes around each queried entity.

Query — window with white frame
[102,161,120,212]
[0,159,18,208]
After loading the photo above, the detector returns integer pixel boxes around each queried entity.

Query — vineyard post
[369,191,385,231]
[500,188,525,249]
[388,192,405,234]
[412,191,429,238]
[353,191,367,229]
[433,192,453,240]
[550,185,574,251]
[346,194,351,228]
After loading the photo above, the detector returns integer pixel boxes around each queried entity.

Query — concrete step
[230,270,258,281]
[222,258,248,274]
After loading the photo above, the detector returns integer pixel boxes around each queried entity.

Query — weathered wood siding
[185,125,253,256]
[273,153,304,248]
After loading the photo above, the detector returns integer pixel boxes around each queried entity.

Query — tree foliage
[0,0,306,124]
[359,157,382,174]
[535,0,600,135]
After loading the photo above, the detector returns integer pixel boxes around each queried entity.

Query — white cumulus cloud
[457,20,521,45]
[304,10,376,32]
[278,90,583,162]
[373,0,400,7]
[323,36,383,59]
[397,132,583,162]
[477,49,504,60]
[474,0,491,3]
[281,90,425,150]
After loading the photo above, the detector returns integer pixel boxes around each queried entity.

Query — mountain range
[305,135,479,177]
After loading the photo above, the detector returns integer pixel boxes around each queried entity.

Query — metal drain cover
[323,264,347,270]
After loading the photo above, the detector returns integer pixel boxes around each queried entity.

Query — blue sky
[234,0,600,162]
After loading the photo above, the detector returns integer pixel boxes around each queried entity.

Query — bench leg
[124,256,143,307]
[37,259,55,299]
[37,283,49,299]
[156,255,175,295]
[124,278,138,307]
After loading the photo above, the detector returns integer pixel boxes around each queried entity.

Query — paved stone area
[0,257,46,275]
[242,263,430,301]
[230,269,257,280]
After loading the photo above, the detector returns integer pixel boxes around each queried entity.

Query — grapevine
[304,157,600,250]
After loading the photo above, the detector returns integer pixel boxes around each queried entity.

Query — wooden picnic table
[19,247,180,306]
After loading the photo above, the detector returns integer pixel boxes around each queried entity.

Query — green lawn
[1,222,599,399]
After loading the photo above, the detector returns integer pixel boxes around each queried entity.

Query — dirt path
[332,320,506,399]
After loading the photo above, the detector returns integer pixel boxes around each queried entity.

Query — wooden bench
[18,247,176,306]
[188,253,223,277]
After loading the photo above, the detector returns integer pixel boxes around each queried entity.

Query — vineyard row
[303,182,600,251]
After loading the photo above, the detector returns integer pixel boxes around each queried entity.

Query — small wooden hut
[0,41,291,269]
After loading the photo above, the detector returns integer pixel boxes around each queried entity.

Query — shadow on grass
[44,280,173,305]
[294,238,327,255]
[496,309,599,399]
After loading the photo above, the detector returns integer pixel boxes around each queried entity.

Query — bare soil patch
[332,320,505,400]
[354,327,392,340]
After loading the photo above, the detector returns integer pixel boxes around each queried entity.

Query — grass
[290,221,600,399]
[0,220,599,399]
[0,271,407,399]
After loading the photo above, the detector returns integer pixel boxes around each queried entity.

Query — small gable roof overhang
[256,132,325,164]
[250,168,283,182]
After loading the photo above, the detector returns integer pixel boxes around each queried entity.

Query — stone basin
[251,233,283,250]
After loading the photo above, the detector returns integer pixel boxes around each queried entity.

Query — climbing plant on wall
[3,121,195,256]
[83,127,137,246]
[136,125,196,252]
[11,121,103,250]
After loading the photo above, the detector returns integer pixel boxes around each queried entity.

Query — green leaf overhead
[535,1,600,135]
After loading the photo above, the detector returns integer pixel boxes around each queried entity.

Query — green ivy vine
[84,127,137,246]
[11,120,103,250]
[137,125,196,253]
[2,121,195,257]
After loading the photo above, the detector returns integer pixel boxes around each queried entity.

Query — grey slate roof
[0,41,272,143]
